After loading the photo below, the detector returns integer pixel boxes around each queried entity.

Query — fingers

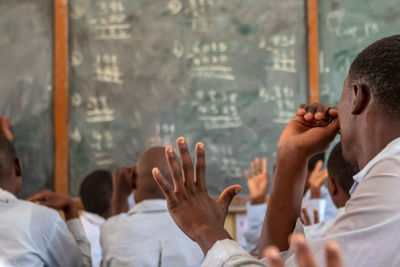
[195,142,207,192]
[326,242,343,267]
[217,185,241,212]
[301,206,311,226]
[177,137,195,193]
[26,190,51,202]
[244,170,250,181]
[250,161,257,176]
[264,246,285,267]
[313,208,320,224]
[291,234,318,267]
[165,145,186,197]
[152,167,177,204]
[262,157,268,173]
[255,157,261,174]
[313,160,323,172]
[297,103,338,122]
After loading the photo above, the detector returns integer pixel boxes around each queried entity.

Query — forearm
[110,193,129,216]
[258,146,308,256]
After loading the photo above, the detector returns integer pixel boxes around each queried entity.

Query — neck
[0,181,17,196]
[356,114,400,170]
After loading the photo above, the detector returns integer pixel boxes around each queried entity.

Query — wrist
[64,200,79,220]
[251,196,266,205]
[310,186,321,198]
[192,224,232,255]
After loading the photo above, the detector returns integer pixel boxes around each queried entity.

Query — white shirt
[81,211,105,267]
[101,199,204,267]
[244,187,336,254]
[0,188,91,267]
[203,137,400,267]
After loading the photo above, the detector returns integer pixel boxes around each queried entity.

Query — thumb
[217,185,241,209]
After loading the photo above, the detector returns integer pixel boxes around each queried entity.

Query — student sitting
[300,142,357,240]
[151,35,400,266]
[79,170,113,267]
[244,154,336,253]
[0,128,91,266]
[100,146,203,267]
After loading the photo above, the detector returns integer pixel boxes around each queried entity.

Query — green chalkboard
[0,0,54,198]
[68,0,308,196]
[319,0,400,105]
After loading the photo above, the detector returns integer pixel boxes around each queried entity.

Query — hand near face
[27,190,78,220]
[110,166,136,216]
[278,103,340,158]
[152,137,241,254]
[308,160,329,198]
[244,157,269,205]
[264,234,343,267]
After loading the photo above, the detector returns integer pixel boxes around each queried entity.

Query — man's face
[338,76,355,164]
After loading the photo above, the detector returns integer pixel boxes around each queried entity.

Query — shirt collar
[0,188,17,203]
[82,211,105,225]
[127,199,167,215]
[350,137,400,194]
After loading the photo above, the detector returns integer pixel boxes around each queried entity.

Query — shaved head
[134,146,174,202]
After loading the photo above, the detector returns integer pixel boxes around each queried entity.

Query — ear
[328,177,338,196]
[351,83,371,115]
[14,158,22,177]
[131,165,137,189]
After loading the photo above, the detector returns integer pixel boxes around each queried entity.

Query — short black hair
[79,170,113,217]
[349,35,400,119]
[307,153,325,172]
[0,133,17,180]
[327,143,357,194]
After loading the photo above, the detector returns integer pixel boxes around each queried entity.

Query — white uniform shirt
[0,188,91,267]
[81,211,105,267]
[101,199,204,267]
[202,137,400,267]
[244,186,336,254]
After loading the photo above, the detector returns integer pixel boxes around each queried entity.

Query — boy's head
[133,146,173,203]
[0,134,22,195]
[79,170,113,218]
[338,35,400,167]
[327,142,358,208]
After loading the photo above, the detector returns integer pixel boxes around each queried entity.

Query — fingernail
[177,137,186,144]
[152,168,159,175]
[197,142,204,149]
[166,146,174,154]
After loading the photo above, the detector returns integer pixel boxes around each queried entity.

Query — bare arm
[258,103,340,256]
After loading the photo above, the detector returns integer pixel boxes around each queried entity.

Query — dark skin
[27,190,79,221]
[150,73,400,257]
[110,147,174,216]
[327,177,350,208]
[152,138,241,254]
[0,117,22,196]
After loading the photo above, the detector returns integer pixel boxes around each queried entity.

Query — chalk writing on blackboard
[260,34,296,73]
[86,96,115,123]
[88,1,131,40]
[93,54,123,84]
[259,85,295,124]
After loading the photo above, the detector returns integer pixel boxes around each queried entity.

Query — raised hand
[264,234,343,267]
[27,190,78,220]
[308,160,329,198]
[244,157,269,204]
[152,137,242,254]
[300,206,320,226]
[110,166,136,216]
[0,117,13,141]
